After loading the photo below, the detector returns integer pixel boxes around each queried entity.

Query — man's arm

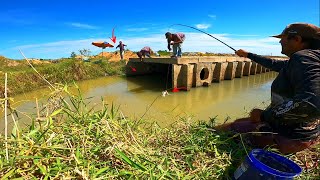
[236,49,287,72]
[167,39,171,51]
[247,53,287,72]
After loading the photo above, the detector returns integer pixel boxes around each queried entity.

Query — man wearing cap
[217,23,320,154]
[165,32,185,58]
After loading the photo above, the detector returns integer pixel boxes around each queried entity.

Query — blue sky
[0,0,319,59]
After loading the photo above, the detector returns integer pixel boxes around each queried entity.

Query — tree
[157,50,170,56]
[78,49,91,57]
[70,52,76,58]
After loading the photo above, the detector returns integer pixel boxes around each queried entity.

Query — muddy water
[1,72,277,131]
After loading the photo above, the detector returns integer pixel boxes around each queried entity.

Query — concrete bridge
[126,56,273,91]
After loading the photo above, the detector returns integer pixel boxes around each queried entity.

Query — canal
[1,71,277,131]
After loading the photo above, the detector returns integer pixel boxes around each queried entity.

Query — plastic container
[234,149,302,180]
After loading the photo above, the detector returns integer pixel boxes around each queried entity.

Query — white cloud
[8,39,100,59]
[68,22,98,29]
[196,24,211,30]
[1,32,283,59]
[208,14,216,19]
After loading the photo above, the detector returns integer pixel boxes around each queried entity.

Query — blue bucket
[234,149,302,180]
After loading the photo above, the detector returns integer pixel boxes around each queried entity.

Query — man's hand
[235,49,249,58]
[170,42,175,45]
[249,108,263,122]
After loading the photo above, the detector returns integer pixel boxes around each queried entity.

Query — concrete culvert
[200,68,209,80]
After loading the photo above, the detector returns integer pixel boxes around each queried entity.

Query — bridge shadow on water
[125,65,173,93]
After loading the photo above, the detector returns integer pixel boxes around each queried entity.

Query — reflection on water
[124,72,276,126]
[1,72,277,131]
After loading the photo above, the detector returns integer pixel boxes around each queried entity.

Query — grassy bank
[0,86,318,179]
[0,57,126,96]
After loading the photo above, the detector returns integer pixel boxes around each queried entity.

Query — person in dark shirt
[165,32,185,58]
[217,23,320,154]
[116,41,127,60]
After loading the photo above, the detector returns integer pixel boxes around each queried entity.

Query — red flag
[130,66,136,72]
[110,28,116,43]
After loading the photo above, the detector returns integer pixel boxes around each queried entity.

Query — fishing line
[170,24,236,52]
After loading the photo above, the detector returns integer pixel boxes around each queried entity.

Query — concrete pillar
[172,64,194,91]
[184,64,194,90]
[225,62,238,80]
[261,66,267,73]
[235,61,245,78]
[250,62,258,75]
[256,64,263,74]
[172,64,182,89]
[243,61,252,76]
[212,62,228,82]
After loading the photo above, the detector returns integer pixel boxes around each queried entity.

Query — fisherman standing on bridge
[216,23,320,154]
[165,32,185,58]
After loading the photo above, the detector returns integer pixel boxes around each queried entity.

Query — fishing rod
[171,24,236,52]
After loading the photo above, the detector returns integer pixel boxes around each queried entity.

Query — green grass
[0,85,318,179]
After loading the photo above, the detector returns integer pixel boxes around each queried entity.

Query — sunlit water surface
[1,72,276,131]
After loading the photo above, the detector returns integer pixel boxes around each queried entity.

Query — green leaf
[50,109,62,117]
[75,146,81,160]
[27,129,39,137]
[115,148,146,171]
[93,167,109,178]
[35,128,51,143]
[36,163,47,175]
[1,168,15,180]
[17,156,42,159]
[63,84,70,94]
[119,170,133,176]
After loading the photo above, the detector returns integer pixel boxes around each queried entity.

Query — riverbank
[0,56,126,96]
[0,87,318,179]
